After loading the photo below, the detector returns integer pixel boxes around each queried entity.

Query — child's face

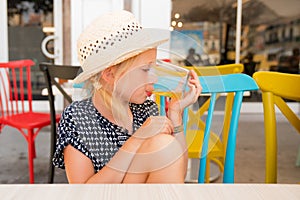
[114,49,158,104]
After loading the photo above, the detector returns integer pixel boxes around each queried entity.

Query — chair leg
[223,91,243,183]
[48,123,57,183]
[205,158,210,183]
[27,129,35,184]
[48,142,55,183]
[262,92,277,183]
[48,159,54,183]
[32,140,36,159]
[296,145,300,167]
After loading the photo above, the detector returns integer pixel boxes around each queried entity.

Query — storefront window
[7,0,53,100]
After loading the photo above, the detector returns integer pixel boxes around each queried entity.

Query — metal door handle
[41,35,59,59]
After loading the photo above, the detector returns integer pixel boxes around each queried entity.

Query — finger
[189,83,200,102]
[188,78,202,97]
[189,78,201,88]
[137,116,170,138]
[188,70,201,86]
[189,69,198,80]
[181,84,198,106]
[159,116,174,134]
[162,117,173,133]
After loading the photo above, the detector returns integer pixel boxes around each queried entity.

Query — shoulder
[62,98,93,117]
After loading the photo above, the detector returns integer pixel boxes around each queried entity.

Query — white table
[0,184,299,200]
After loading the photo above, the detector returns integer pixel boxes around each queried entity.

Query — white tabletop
[0,184,299,200]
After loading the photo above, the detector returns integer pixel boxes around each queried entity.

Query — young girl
[53,10,201,183]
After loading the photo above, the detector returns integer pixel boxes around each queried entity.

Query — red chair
[0,59,55,183]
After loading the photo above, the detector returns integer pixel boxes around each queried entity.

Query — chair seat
[2,112,60,129]
[186,129,224,158]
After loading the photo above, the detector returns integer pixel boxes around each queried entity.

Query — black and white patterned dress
[53,98,158,172]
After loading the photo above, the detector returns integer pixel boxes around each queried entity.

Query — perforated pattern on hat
[77,11,142,66]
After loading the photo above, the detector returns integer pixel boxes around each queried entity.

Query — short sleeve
[52,105,76,169]
[52,104,94,170]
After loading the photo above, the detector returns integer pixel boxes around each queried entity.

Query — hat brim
[74,28,169,83]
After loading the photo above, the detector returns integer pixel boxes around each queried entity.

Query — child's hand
[133,116,174,139]
[168,70,202,125]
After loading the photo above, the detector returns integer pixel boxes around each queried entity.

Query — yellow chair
[184,63,244,76]
[155,63,244,183]
[253,71,300,183]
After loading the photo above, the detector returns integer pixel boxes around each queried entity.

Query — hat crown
[77,10,142,67]
[73,10,169,83]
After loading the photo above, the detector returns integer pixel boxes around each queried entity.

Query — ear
[101,67,115,84]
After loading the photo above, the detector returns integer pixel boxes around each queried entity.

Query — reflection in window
[7,0,53,100]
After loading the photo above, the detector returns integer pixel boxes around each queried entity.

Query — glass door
[7,0,54,100]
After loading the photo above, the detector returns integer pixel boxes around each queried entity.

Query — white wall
[132,0,171,60]
[0,1,8,111]
[131,0,171,29]
[70,0,172,65]
[70,0,124,65]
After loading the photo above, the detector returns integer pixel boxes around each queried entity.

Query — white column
[0,0,8,62]
[132,0,171,59]
[54,0,63,64]
[0,1,8,108]
[235,0,242,64]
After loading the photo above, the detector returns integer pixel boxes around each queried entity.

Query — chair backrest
[39,62,82,123]
[253,71,300,183]
[154,73,259,183]
[184,63,244,76]
[253,71,300,102]
[155,63,244,115]
[184,63,244,149]
[0,60,35,118]
[154,63,245,183]
[39,62,81,183]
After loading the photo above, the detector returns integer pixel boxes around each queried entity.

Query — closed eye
[140,62,155,72]
[142,68,150,72]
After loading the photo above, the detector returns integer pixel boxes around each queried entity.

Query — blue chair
[154,73,259,183]
[155,64,244,183]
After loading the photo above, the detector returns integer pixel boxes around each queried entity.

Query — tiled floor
[0,113,299,184]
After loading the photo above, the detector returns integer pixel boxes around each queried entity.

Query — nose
[148,73,158,84]
[146,84,154,91]
[146,84,154,96]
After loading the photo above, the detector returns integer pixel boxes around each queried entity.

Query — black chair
[39,63,82,183]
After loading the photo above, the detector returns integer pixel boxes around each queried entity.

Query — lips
[146,91,152,97]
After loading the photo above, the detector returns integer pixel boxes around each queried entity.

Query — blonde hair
[98,56,135,106]
[79,56,137,131]
[83,56,133,97]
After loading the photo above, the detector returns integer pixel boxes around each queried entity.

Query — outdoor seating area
[0,0,299,199]
[1,59,299,185]
[1,112,300,184]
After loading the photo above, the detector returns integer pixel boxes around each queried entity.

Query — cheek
[114,69,154,101]
[129,86,148,103]
[119,74,149,91]
[114,78,146,101]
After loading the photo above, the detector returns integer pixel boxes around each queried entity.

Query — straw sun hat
[74,10,169,83]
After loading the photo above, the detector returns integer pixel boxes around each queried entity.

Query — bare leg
[123,134,188,183]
